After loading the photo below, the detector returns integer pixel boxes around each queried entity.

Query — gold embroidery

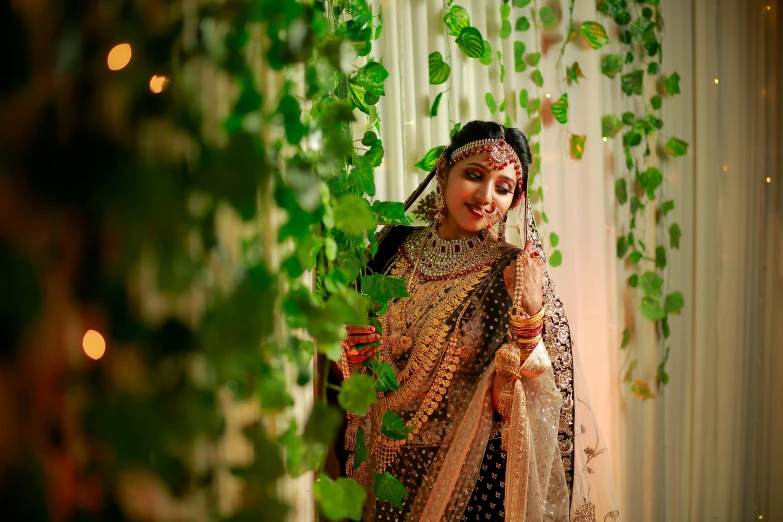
[573,498,597,522]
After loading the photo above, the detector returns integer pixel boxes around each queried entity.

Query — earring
[498,217,507,242]
[435,186,446,227]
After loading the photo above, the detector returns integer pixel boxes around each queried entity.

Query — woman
[338,121,618,521]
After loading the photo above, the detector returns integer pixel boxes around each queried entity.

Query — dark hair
[444,120,532,196]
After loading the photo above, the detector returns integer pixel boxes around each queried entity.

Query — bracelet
[495,342,522,380]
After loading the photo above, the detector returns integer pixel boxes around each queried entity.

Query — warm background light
[108,43,132,71]
[767,177,772,183]
[714,78,719,84]
[602,137,608,142]
[149,75,169,94]
[83,330,106,360]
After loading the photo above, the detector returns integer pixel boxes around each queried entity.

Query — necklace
[405,226,501,280]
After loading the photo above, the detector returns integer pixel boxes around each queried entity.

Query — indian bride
[336,121,619,521]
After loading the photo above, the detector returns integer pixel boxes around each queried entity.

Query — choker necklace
[405,227,504,279]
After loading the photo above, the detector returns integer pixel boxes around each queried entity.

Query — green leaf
[567,62,584,84]
[539,7,558,31]
[369,361,402,392]
[630,196,644,215]
[623,131,642,148]
[580,21,610,49]
[338,374,378,416]
[651,95,663,109]
[315,473,366,521]
[381,410,412,441]
[631,16,655,43]
[655,245,667,269]
[648,62,660,75]
[525,52,542,67]
[485,92,497,115]
[657,346,670,386]
[665,292,685,314]
[615,11,632,25]
[614,178,628,205]
[622,111,635,125]
[334,194,377,236]
[444,5,470,37]
[365,139,385,167]
[631,379,656,400]
[629,251,643,263]
[602,114,624,138]
[624,358,638,383]
[415,145,446,171]
[373,201,414,225]
[362,131,378,146]
[669,223,682,249]
[348,81,370,115]
[513,0,532,6]
[640,167,663,198]
[278,420,325,478]
[628,274,639,288]
[354,426,368,469]
[541,211,549,223]
[665,137,689,157]
[514,41,527,72]
[570,134,586,160]
[479,40,493,65]
[500,4,511,20]
[598,0,624,18]
[531,69,544,87]
[639,271,664,298]
[500,19,512,39]
[305,403,343,445]
[549,232,560,248]
[600,54,624,79]
[356,61,389,96]
[361,273,409,314]
[661,316,670,338]
[665,72,681,96]
[640,297,666,321]
[456,27,485,58]
[549,250,563,267]
[428,52,451,85]
[662,200,675,215]
[516,16,530,32]
[621,327,631,348]
[374,472,408,509]
[550,93,568,124]
[621,70,644,95]
[499,97,507,113]
[519,89,529,109]
[617,236,629,259]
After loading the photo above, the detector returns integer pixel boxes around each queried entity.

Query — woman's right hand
[342,325,381,365]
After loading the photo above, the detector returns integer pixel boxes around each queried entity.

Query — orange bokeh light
[108,43,132,71]
[83,330,106,360]
[149,75,169,94]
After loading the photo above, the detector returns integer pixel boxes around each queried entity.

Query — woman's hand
[502,240,544,316]
[342,325,381,365]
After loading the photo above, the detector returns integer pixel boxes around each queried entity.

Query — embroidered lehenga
[341,196,619,521]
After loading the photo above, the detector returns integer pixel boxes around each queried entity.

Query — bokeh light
[108,44,132,71]
[149,75,169,94]
[83,330,106,360]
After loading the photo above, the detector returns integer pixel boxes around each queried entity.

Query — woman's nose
[475,183,493,204]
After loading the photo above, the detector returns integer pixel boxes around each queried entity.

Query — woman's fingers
[348,333,380,345]
[347,348,378,364]
[346,324,376,335]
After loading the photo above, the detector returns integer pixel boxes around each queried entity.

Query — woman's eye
[465,171,481,180]
[496,186,512,195]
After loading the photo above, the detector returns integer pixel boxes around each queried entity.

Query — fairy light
[714,78,719,85]
[723,165,728,172]
[83,330,106,360]
[149,75,169,93]
[107,44,132,71]
[766,5,771,10]
[766,177,771,183]
[602,137,608,142]
[545,93,551,99]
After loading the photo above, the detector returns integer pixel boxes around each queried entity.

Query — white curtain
[358,1,783,521]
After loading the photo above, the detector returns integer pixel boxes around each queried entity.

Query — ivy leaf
[628,274,639,288]
[430,92,445,118]
[615,12,632,25]
[648,62,660,75]
[570,134,586,160]
[456,27,485,58]
[500,19,512,39]
[348,81,370,114]
[531,69,544,87]
[665,137,689,157]
[373,201,414,226]
[369,360,402,392]
[651,95,663,109]
[362,131,378,146]
[602,114,624,138]
[623,358,638,383]
[580,21,610,49]
[338,374,378,416]
[355,61,389,96]
[354,426,368,469]
[600,54,624,79]
[657,346,671,386]
[539,7,558,31]
[514,41,527,72]
[640,297,666,321]
[629,251,643,263]
[519,89,529,110]
[617,236,629,259]
[374,472,408,509]
[655,246,667,269]
[315,473,366,521]
[500,4,511,20]
[479,40,493,65]
[549,250,563,267]
[623,131,642,148]
[334,194,377,236]
[549,233,560,248]
[622,111,635,125]
[567,62,584,84]
[305,403,343,445]
[669,223,682,249]
[621,327,631,348]
[621,70,644,95]
[640,167,663,198]
[665,292,685,314]
[515,16,530,32]
[444,5,470,37]
[613,179,628,206]
[631,16,655,43]
[525,52,542,67]
[362,274,409,315]
[527,116,541,136]
[381,410,412,441]
[662,316,670,338]
[630,196,644,215]
[665,72,681,96]
[639,271,664,298]
[428,52,451,85]
[365,139,385,167]
[499,97,507,113]
[662,200,675,215]
[485,92,497,115]
[598,0,624,18]
[278,420,324,478]
[513,0,532,7]
[631,378,656,400]
[550,93,568,124]
[415,145,446,171]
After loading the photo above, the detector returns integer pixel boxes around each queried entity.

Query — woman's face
[439,151,518,239]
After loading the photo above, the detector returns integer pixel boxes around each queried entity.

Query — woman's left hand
[502,240,544,315]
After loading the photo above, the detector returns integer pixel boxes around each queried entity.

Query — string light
[83,330,106,360]
[107,43,132,71]
[713,78,719,85]
[602,137,608,142]
[766,5,771,11]
[723,165,728,171]
[766,177,771,183]
[149,75,169,94]
[545,93,551,98]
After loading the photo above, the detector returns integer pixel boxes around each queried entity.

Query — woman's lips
[465,203,484,218]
